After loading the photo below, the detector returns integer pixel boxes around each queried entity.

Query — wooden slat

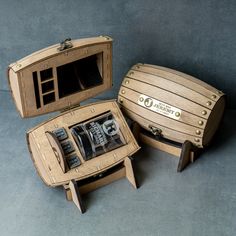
[119,86,207,129]
[133,63,221,100]
[121,79,212,118]
[124,69,214,109]
[11,36,112,72]
[120,105,203,146]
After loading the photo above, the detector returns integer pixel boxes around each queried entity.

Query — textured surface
[0,91,236,236]
[0,0,236,108]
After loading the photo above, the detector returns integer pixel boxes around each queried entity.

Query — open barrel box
[8,37,140,213]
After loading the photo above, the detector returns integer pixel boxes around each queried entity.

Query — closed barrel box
[118,63,225,171]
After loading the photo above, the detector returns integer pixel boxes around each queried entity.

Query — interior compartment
[42,80,54,94]
[57,53,103,98]
[43,92,55,105]
[40,68,53,82]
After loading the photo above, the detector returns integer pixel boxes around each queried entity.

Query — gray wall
[0,0,235,108]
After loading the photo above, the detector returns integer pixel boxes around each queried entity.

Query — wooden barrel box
[7,37,140,212]
[118,63,225,170]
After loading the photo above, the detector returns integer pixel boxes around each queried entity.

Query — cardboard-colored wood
[8,36,113,117]
[124,157,137,189]
[63,156,137,212]
[27,100,140,187]
[69,180,85,213]
[118,63,226,148]
[9,37,140,213]
[137,126,198,171]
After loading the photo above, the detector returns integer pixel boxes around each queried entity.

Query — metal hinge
[57,38,73,51]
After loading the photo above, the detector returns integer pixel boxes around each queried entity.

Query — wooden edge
[27,99,117,134]
[177,141,199,172]
[7,68,24,118]
[69,180,86,213]
[10,36,113,72]
[45,131,67,173]
[26,133,51,186]
[124,157,138,189]
[134,126,200,172]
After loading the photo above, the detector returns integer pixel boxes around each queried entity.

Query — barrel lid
[8,36,113,118]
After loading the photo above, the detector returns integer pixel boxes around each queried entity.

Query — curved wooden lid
[8,36,113,118]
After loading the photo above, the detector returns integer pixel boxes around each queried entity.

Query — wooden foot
[124,157,138,189]
[63,158,138,213]
[138,128,199,172]
[69,180,86,213]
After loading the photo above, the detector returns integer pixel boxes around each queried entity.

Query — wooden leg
[69,180,86,213]
[139,130,199,172]
[124,157,138,189]
[64,187,72,201]
[177,141,196,172]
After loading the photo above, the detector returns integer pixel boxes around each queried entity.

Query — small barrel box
[118,63,225,170]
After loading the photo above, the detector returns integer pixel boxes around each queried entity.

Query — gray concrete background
[0,0,236,108]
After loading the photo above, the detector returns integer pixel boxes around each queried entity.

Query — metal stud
[211,95,217,99]
[119,98,123,103]
[175,112,180,117]
[136,65,140,69]
[121,90,125,94]
[129,71,134,76]
[196,130,201,135]
[201,110,207,115]
[206,101,212,106]
[194,138,200,142]
[198,120,204,126]
[125,80,129,85]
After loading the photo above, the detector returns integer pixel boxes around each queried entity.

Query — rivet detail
[202,110,207,115]
[121,90,125,94]
[198,120,204,126]
[196,130,201,135]
[175,112,180,117]
[211,95,217,99]
[194,138,200,142]
[206,101,212,106]
[125,80,129,85]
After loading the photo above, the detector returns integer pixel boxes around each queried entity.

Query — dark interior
[40,68,53,82]
[57,54,103,98]
[43,92,55,105]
